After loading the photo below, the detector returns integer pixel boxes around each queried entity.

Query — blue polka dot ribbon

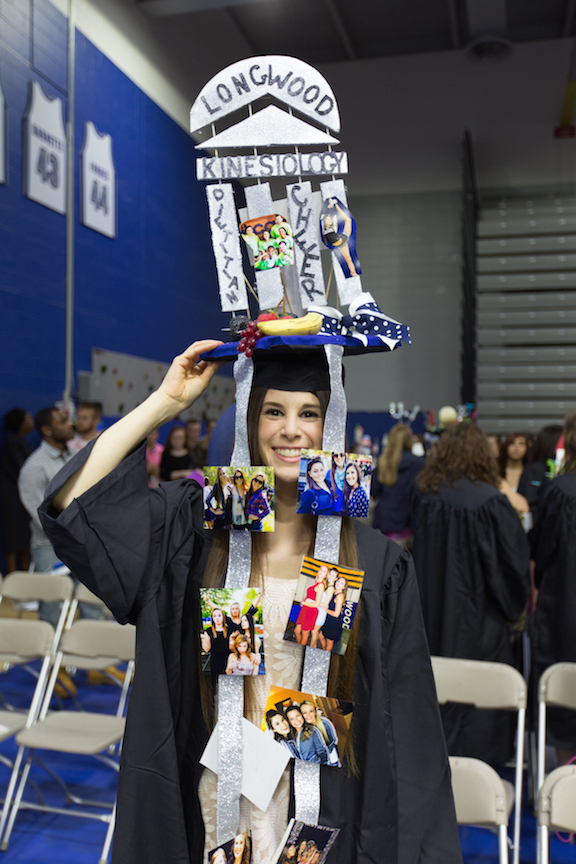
[309,291,410,349]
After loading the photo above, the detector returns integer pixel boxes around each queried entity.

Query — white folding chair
[0,571,74,840]
[0,619,135,863]
[450,756,511,864]
[431,656,527,864]
[0,620,55,770]
[536,662,576,862]
[537,764,576,864]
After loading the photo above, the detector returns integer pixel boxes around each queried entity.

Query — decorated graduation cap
[191,55,410,847]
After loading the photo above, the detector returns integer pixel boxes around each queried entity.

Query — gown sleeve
[531,483,564,588]
[38,440,204,624]
[477,494,530,621]
[386,552,462,864]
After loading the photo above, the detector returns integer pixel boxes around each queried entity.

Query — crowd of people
[1,404,216,581]
[370,411,575,766]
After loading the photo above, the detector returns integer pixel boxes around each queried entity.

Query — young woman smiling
[40,341,460,864]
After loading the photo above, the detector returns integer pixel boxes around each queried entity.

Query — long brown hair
[209,608,227,639]
[164,425,189,453]
[497,432,528,477]
[300,699,331,745]
[199,385,360,771]
[377,424,413,486]
[417,423,500,494]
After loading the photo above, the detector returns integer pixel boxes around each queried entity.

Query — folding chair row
[537,764,576,864]
[431,656,527,864]
[535,662,576,864]
[0,571,135,863]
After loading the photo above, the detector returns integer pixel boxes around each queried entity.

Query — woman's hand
[158,340,225,416]
[52,338,224,512]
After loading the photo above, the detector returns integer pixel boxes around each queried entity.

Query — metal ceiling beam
[323,0,357,60]
[137,0,269,16]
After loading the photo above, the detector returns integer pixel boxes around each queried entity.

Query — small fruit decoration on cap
[237,311,324,355]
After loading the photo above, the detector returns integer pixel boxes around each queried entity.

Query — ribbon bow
[309,292,411,349]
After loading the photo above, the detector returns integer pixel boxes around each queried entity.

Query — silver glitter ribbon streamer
[294,760,322,826]
[230,352,254,467]
[321,345,346,452]
[216,675,245,843]
[217,353,254,843]
[296,345,347,826]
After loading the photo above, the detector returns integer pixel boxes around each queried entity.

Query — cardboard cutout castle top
[191,55,410,358]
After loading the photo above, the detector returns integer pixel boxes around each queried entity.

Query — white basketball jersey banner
[23,81,66,214]
[0,65,6,185]
[81,121,117,238]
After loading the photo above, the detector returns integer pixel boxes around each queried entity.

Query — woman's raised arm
[53,339,223,511]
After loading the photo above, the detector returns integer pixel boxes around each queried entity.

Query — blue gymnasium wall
[0,0,223,566]
[0,0,222,419]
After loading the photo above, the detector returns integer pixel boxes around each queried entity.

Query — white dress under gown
[199,577,302,863]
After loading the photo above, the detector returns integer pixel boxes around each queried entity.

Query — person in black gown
[0,408,33,572]
[518,424,562,524]
[411,422,530,765]
[530,409,576,762]
[39,340,462,864]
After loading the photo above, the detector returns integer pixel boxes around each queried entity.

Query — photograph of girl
[203,466,274,531]
[200,587,264,676]
[296,450,371,518]
[208,833,251,864]
[239,213,294,272]
[262,686,352,769]
[283,557,363,654]
[319,197,361,279]
[271,821,339,864]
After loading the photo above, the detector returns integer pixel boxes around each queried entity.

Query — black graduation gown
[411,478,530,765]
[530,473,576,749]
[518,462,550,524]
[39,442,462,864]
[1,434,32,550]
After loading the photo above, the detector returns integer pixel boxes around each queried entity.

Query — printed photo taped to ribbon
[283,557,364,655]
[296,450,371,518]
[240,213,294,271]
[271,820,340,864]
[262,686,353,768]
[200,587,264,676]
[319,196,361,280]
[209,832,252,864]
[203,466,275,532]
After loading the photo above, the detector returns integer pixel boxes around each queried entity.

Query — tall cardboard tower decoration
[191,55,410,848]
